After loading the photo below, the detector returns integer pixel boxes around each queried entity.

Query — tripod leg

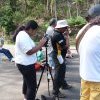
[46,66,54,96]
[47,78,50,96]
[48,67,60,100]
[48,66,54,84]
[36,65,45,95]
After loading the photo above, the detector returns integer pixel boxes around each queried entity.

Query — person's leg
[61,59,72,89]
[90,81,100,100]
[48,52,55,69]
[0,48,13,61]
[52,56,67,98]
[80,79,90,100]
[52,58,61,95]
[52,53,65,94]
[50,52,55,69]
[23,78,27,99]
[25,66,37,100]
[17,64,37,100]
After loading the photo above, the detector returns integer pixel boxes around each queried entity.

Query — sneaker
[61,84,72,90]
[53,91,66,98]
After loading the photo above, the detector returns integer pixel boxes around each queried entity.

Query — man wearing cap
[51,20,72,98]
[76,4,100,100]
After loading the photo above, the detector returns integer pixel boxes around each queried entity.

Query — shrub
[68,16,86,36]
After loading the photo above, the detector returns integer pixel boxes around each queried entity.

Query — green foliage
[0,0,95,42]
[73,0,84,3]
[68,16,86,27]
[41,22,48,32]
[68,16,86,36]
[0,6,16,35]
[27,2,44,18]
[13,11,25,24]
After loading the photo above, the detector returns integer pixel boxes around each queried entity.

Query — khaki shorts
[80,79,100,100]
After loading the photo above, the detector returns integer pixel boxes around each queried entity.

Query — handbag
[35,62,43,71]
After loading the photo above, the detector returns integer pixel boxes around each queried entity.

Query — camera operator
[14,20,47,100]
[51,20,72,98]
[46,18,57,69]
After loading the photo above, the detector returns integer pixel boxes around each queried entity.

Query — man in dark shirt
[51,20,72,98]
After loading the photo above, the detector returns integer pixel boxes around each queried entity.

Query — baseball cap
[55,20,68,28]
[88,4,100,18]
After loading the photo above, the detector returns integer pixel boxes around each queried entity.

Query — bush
[68,16,86,27]
[0,6,16,35]
[68,16,86,36]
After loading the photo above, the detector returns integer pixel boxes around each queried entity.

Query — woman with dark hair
[13,25,25,42]
[15,20,47,100]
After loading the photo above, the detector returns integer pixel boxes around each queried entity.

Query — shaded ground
[0,52,80,100]
[0,45,80,100]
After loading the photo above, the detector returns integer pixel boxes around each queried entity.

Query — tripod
[35,44,54,96]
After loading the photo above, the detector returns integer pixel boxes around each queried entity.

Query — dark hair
[90,16,100,25]
[85,15,92,22]
[82,16,100,37]
[13,25,25,42]
[49,18,57,26]
[25,20,39,30]
[85,4,100,22]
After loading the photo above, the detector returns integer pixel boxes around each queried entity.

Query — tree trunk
[67,1,72,18]
[54,0,57,19]
[24,0,28,15]
[46,0,49,14]
[9,0,17,12]
[76,2,79,17]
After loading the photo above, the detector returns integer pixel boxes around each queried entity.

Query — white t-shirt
[15,31,37,65]
[46,26,54,54]
[79,25,100,82]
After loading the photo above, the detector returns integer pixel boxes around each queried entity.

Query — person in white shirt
[76,4,100,100]
[14,20,47,100]
[46,18,57,69]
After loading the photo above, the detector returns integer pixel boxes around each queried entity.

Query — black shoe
[53,91,67,98]
[61,84,72,90]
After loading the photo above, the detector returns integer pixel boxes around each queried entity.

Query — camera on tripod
[35,33,54,98]
[43,34,49,47]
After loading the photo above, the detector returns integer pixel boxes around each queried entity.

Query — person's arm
[65,34,70,49]
[56,34,66,50]
[17,32,47,56]
[26,38,47,55]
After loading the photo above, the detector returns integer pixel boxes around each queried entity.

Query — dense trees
[0,0,100,39]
